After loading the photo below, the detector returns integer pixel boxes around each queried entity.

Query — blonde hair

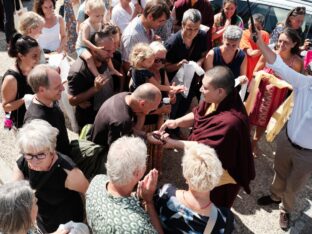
[18,11,45,35]
[85,0,105,14]
[129,43,154,68]
[182,142,223,192]
[149,41,167,53]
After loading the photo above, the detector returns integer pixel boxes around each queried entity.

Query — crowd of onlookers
[0,0,312,233]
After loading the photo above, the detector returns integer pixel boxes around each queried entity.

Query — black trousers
[3,0,20,43]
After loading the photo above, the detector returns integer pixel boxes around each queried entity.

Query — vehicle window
[304,14,312,40]
[265,7,289,33]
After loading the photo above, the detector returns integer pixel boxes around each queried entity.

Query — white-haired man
[86,136,162,233]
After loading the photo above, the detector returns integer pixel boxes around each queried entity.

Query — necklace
[183,191,212,210]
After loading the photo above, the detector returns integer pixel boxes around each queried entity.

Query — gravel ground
[0,28,311,233]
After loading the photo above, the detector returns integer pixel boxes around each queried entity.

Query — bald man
[88,83,162,149]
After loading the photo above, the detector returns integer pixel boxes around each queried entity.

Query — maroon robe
[189,90,255,207]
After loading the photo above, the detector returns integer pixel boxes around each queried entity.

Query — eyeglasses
[154,58,166,64]
[23,152,48,161]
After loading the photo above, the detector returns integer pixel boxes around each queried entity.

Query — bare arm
[159,112,194,132]
[57,16,67,53]
[12,164,25,181]
[64,168,89,194]
[165,59,188,73]
[240,55,247,76]
[1,75,25,112]
[256,31,276,64]
[81,24,98,51]
[203,49,214,71]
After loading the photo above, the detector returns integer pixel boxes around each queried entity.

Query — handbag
[14,0,28,30]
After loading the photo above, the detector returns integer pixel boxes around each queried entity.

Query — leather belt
[286,129,312,151]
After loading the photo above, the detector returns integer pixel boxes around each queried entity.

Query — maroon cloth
[188,90,255,194]
[174,0,214,49]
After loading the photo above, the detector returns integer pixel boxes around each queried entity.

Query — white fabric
[172,61,205,98]
[23,94,34,110]
[267,55,312,149]
[37,17,61,51]
[58,221,90,234]
[111,2,135,33]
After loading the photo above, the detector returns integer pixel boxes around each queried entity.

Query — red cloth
[240,29,270,81]
[189,90,255,194]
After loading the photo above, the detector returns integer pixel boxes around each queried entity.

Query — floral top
[154,184,234,234]
[213,13,244,47]
[86,175,157,234]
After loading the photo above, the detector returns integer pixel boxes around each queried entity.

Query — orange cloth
[240,30,270,81]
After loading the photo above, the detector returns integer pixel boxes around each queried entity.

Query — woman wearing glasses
[12,119,89,233]
[270,6,309,51]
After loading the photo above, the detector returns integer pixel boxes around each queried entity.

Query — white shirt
[111,2,135,33]
[267,55,312,149]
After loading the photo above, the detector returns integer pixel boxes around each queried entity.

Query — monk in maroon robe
[160,66,255,208]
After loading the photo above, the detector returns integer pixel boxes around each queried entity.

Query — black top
[2,69,34,128]
[129,68,154,92]
[24,101,71,156]
[89,92,135,148]
[212,47,245,78]
[17,153,84,233]
[165,30,208,80]
[67,57,108,129]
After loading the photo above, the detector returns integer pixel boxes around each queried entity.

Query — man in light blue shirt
[255,30,312,230]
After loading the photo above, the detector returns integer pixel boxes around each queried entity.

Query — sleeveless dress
[17,153,84,233]
[212,47,245,78]
[2,68,33,128]
[249,57,295,127]
[37,17,61,52]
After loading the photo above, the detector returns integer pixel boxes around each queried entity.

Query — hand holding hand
[159,119,178,132]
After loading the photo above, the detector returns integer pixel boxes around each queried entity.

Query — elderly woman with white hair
[154,142,234,233]
[12,119,89,233]
[0,180,89,234]
[86,136,163,234]
[204,25,247,88]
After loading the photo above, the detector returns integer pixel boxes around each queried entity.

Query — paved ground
[0,28,311,233]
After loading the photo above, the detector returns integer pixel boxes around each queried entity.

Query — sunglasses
[292,7,306,15]
[23,152,48,161]
[154,58,166,64]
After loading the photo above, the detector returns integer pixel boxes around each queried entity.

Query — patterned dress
[86,175,158,234]
[154,184,234,234]
[64,0,77,53]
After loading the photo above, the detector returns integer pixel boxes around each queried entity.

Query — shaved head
[205,66,235,95]
[132,83,161,102]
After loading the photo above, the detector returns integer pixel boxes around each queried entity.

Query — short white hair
[150,41,167,54]
[182,142,223,192]
[106,136,148,185]
[17,119,59,154]
[223,25,243,41]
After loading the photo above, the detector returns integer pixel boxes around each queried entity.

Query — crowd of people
[0,0,312,233]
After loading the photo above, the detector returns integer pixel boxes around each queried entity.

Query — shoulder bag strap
[204,204,218,234]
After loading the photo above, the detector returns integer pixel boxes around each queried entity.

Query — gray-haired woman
[204,25,247,86]
[154,142,234,233]
[12,119,89,233]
